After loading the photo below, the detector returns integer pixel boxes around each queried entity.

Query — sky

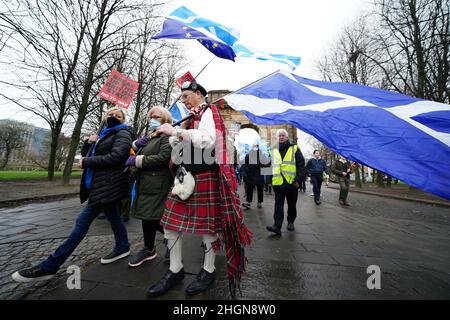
[0,0,370,139]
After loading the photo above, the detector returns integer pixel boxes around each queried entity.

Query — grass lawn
[0,171,83,181]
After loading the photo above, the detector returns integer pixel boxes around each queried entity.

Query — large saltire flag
[232,43,301,71]
[151,6,240,61]
[224,70,450,200]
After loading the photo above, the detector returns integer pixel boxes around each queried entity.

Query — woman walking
[125,106,173,267]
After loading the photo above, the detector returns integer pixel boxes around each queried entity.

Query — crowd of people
[11,80,355,298]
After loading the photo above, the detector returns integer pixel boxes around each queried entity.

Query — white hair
[276,129,289,138]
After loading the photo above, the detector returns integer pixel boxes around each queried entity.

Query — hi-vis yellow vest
[272,145,298,186]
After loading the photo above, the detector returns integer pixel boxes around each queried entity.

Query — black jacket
[306,158,328,176]
[80,128,133,206]
[241,149,270,185]
[331,160,353,179]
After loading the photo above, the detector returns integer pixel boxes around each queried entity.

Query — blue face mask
[149,118,161,130]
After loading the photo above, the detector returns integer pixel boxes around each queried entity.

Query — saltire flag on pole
[169,101,189,124]
[224,70,450,200]
[152,6,240,61]
[232,43,301,71]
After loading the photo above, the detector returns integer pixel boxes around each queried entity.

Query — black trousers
[142,220,164,251]
[310,174,323,202]
[273,187,298,228]
[246,183,264,203]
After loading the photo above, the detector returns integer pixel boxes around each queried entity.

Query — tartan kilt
[160,170,221,234]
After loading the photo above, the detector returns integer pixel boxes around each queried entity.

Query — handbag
[171,166,195,201]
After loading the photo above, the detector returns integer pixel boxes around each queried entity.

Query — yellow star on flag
[185,32,192,38]
[212,43,218,49]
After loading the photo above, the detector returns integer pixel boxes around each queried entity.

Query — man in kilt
[150,81,252,298]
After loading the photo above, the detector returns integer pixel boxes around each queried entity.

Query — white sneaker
[257,202,262,208]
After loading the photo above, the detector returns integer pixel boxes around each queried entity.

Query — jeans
[310,174,323,201]
[40,202,129,272]
[273,186,299,228]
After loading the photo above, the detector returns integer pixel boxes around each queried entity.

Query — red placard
[98,70,139,109]
[175,71,195,88]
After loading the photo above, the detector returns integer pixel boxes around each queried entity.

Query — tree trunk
[62,0,108,185]
[354,164,362,188]
[47,130,58,180]
[0,148,11,169]
[361,165,366,183]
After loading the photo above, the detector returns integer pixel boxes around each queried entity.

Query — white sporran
[171,166,195,201]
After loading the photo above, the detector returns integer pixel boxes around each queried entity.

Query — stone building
[208,90,297,146]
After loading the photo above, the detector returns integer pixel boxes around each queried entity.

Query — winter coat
[331,159,353,180]
[241,149,270,185]
[80,127,133,206]
[273,141,306,188]
[306,158,328,176]
[131,134,173,221]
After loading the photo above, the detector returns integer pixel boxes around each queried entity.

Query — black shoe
[12,265,56,283]
[148,269,185,297]
[101,249,130,264]
[266,225,281,235]
[185,268,216,295]
[128,248,157,268]
[97,213,106,220]
[287,223,295,231]
[122,215,130,222]
[315,200,321,205]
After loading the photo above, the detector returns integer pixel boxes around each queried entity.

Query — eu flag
[152,6,239,61]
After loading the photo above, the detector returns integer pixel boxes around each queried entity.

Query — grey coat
[131,134,173,221]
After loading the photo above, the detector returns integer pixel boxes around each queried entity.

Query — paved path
[1,186,450,300]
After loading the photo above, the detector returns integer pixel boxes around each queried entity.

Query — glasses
[181,92,193,100]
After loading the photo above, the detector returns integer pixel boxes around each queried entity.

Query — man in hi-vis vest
[266,129,306,235]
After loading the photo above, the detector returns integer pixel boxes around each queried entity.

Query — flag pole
[211,69,280,105]
[167,56,217,111]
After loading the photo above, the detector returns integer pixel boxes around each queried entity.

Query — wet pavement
[1,185,450,300]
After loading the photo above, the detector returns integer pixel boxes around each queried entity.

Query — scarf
[84,124,128,190]
[209,104,253,299]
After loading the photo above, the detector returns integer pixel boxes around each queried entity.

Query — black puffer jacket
[80,128,133,206]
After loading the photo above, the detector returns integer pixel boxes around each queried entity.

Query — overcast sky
[1,0,370,133]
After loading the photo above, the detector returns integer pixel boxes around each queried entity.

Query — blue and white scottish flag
[169,101,189,124]
[152,6,239,61]
[232,43,301,70]
[225,70,450,200]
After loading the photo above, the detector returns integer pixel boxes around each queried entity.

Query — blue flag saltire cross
[224,70,450,200]
[169,101,189,124]
[152,6,239,61]
[232,43,301,71]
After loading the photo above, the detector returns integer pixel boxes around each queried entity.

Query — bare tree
[62,0,168,185]
[372,0,450,102]
[0,120,29,169]
[0,0,91,180]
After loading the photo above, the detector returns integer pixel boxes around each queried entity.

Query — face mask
[149,118,161,130]
[106,116,121,128]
